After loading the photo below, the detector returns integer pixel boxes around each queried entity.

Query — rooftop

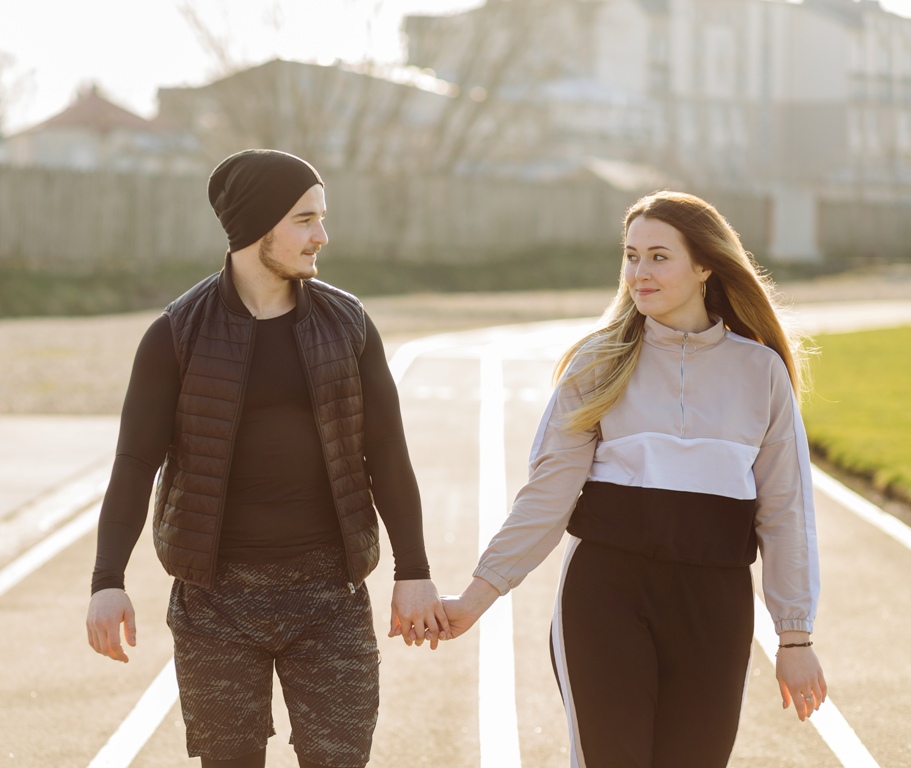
[20,84,153,135]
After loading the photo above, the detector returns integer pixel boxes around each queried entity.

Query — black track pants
[551,537,754,768]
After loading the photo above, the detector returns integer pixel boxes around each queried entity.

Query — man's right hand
[86,588,137,663]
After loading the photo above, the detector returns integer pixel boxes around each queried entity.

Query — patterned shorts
[167,544,379,767]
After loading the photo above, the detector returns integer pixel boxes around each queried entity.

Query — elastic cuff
[775,618,814,634]
[472,565,511,596]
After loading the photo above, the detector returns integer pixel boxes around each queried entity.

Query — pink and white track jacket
[474,316,819,634]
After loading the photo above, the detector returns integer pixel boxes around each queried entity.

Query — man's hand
[86,588,136,663]
[388,579,450,650]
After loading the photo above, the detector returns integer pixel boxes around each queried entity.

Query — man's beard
[257,232,317,280]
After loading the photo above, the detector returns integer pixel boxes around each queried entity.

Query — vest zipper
[680,332,688,438]
[347,582,356,595]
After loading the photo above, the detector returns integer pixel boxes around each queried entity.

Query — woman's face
[624,216,712,332]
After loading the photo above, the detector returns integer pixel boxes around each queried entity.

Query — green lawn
[802,325,911,503]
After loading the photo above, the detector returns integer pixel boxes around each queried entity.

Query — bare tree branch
[176,1,245,78]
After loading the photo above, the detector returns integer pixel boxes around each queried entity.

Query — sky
[1,0,911,136]
[0,0,482,134]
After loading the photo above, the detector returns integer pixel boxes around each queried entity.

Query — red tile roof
[27,84,153,134]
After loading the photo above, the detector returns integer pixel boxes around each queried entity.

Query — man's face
[258,184,328,281]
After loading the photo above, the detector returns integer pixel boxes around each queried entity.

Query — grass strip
[803,325,911,503]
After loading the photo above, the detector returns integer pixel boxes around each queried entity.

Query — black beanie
[207,149,324,252]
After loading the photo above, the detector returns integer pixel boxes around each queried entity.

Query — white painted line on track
[812,466,911,553]
[477,342,522,768]
[752,595,881,768]
[0,467,110,564]
[394,332,525,766]
[0,465,109,529]
[87,658,179,768]
[387,333,462,382]
[0,502,100,598]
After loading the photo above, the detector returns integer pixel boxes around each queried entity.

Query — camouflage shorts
[167,544,379,767]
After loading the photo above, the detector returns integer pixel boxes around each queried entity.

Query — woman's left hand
[776,642,827,722]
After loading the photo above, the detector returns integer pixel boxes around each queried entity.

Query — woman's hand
[776,633,827,721]
[440,577,501,640]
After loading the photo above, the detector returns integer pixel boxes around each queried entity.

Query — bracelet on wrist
[775,640,812,657]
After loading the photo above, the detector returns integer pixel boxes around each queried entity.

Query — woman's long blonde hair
[555,191,811,433]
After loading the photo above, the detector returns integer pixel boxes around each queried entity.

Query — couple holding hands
[87,149,824,768]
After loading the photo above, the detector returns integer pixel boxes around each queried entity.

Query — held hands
[388,579,451,650]
[86,588,137,663]
[441,577,500,640]
[390,577,500,649]
[776,632,827,722]
[439,595,479,640]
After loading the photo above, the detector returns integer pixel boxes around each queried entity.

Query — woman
[442,191,826,767]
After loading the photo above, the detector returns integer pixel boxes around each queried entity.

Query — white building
[403,0,911,195]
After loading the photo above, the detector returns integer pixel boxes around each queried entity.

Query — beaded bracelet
[775,641,813,657]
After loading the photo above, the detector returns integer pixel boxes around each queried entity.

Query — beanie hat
[207,149,324,252]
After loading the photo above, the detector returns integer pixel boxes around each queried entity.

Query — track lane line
[87,659,178,768]
[478,341,522,768]
[812,466,911,552]
[0,502,100,598]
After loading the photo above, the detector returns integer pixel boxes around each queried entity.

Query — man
[86,149,449,768]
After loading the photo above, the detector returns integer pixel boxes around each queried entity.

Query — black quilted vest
[152,256,380,590]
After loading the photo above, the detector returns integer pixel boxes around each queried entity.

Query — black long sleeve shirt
[91,308,430,593]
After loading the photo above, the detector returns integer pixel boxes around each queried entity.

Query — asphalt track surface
[2,305,911,767]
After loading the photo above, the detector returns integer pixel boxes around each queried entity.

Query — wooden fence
[0,167,639,271]
[1,165,908,273]
[0,168,222,271]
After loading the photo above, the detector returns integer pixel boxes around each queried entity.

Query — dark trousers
[551,537,754,768]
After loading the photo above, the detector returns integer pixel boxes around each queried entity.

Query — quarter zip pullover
[474,316,819,634]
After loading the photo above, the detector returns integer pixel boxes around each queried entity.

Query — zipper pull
[682,332,695,354]
[347,582,356,595]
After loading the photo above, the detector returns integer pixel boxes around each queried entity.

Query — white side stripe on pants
[551,535,585,768]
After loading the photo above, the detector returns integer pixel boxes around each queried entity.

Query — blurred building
[0,84,202,173]
[403,0,911,199]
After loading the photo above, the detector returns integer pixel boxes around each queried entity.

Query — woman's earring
[701,281,707,299]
